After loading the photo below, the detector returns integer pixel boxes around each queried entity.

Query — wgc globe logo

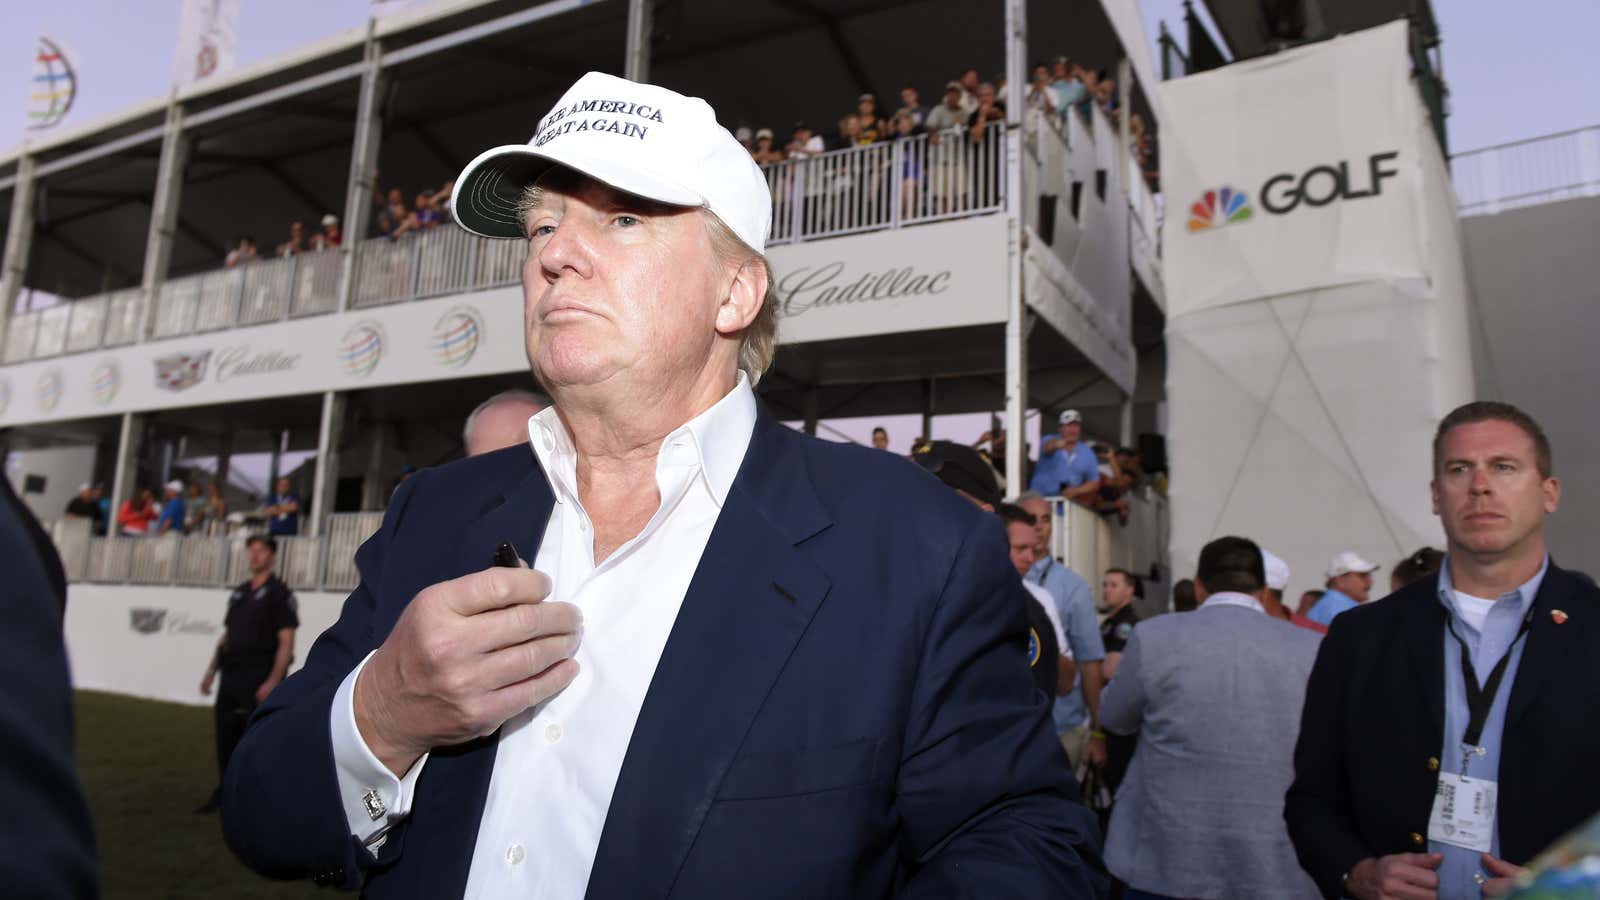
[338,322,385,377]
[36,369,64,412]
[431,306,484,368]
[90,359,121,405]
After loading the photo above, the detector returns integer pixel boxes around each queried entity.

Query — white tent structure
[1158,21,1475,596]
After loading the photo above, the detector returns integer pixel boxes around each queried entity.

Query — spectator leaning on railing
[895,85,926,131]
[224,236,259,268]
[276,220,307,257]
[750,128,783,165]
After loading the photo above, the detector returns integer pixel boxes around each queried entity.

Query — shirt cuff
[330,650,429,848]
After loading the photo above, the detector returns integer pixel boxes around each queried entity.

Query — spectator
[967,82,1005,204]
[224,236,258,268]
[997,503,1072,700]
[1296,588,1324,617]
[1025,62,1057,115]
[889,111,922,215]
[835,114,863,148]
[276,221,306,257]
[1073,66,1100,121]
[733,125,753,152]
[894,85,926,131]
[956,67,981,114]
[1101,535,1322,900]
[785,122,824,159]
[1171,577,1197,612]
[264,477,301,536]
[463,389,548,457]
[415,192,443,230]
[1288,401,1598,899]
[1017,490,1107,774]
[1051,57,1087,115]
[1029,409,1101,503]
[1305,551,1379,626]
[870,427,889,451]
[95,484,110,533]
[1262,548,1328,635]
[1095,72,1118,124]
[203,482,227,535]
[925,81,967,135]
[1391,546,1445,592]
[968,81,1005,141]
[196,534,298,814]
[924,82,969,213]
[316,213,342,249]
[63,483,103,531]
[853,93,888,144]
[117,487,158,536]
[376,188,412,238]
[183,481,207,533]
[750,128,782,165]
[433,179,455,217]
[156,479,187,535]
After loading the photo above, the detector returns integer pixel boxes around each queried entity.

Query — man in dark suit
[0,475,99,898]
[1287,401,1598,899]
[222,72,1104,898]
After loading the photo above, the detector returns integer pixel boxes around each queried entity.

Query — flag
[173,0,240,88]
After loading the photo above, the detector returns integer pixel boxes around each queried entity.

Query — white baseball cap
[165,479,184,493]
[1059,409,1082,425]
[451,71,772,253]
[1261,549,1290,592]
[1326,551,1379,579]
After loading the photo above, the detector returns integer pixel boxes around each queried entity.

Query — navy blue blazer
[223,404,1105,898]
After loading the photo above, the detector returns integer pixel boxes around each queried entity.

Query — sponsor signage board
[1158,20,1428,318]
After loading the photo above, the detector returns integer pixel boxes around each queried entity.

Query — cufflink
[362,788,387,821]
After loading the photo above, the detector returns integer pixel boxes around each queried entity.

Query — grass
[76,690,320,900]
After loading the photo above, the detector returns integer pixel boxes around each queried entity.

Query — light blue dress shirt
[1305,588,1359,626]
[1432,556,1548,897]
[1028,556,1106,732]
[1028,442,1100,497]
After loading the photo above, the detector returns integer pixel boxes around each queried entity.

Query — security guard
[1097,568,1143,792]
[197,534,298,813]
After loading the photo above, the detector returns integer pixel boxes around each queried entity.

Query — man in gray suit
[1101,536,1321,900]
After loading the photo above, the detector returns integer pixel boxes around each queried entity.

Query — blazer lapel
[1400,577,1448,751]
[1506,567,1581,729]
[586,409,833,900]
[405,460,556,899]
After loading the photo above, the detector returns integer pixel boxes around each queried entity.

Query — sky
[1,0,1596,453]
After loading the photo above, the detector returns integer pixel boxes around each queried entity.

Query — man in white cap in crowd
[1262,549,1327,635]
[223,71,1104,899]
[156,479,188,535]
[1030,409,1101,503]
[1305,551,1380,627]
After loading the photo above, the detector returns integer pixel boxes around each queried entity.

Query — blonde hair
[516,178,779,385]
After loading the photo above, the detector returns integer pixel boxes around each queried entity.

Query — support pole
[216,429,233,493]
[0,155,37,353]
[802,388,820,437]
[309,391,347,537]
[920,378,936,442]
[109,412,146,526]
[1120,394,1135,446]
[362,420,390,511]
[140,100,191,340]
[625,0,653,82]
[339,28,385,313]
[1002,0,1028,495]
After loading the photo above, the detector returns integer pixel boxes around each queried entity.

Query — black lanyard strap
[1449,606,1535,749]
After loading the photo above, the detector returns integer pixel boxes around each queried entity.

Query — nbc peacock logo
[1187,187,1252,232]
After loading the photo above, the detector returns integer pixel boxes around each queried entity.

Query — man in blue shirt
[265,477,301,536]
[1305,551,1378,626]
[156,480,187,535]
[1028,410,1102,503]
[1017,491,1107,772]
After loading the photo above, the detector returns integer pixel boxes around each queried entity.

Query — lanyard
[1448,605,1534,750]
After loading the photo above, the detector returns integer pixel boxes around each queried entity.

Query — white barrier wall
[65,584,346,706]
[1159,21,1475,595]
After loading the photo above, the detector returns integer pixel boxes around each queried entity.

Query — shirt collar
[526,372,758,510]
[1436,553,1549,619]
[1202,591,1266,614]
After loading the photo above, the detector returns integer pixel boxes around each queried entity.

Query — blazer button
[1427,757,1440,773]
[1411,832,1425,848]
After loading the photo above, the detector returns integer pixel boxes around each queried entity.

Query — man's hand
[1480,854,1527,897]
[1345,853,1443,900]
[1083,733,1106,769]
[254,679,279,705]
[353,567,582,777]
[199,672,214,696]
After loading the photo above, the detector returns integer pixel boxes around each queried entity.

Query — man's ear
[715,258,766,338]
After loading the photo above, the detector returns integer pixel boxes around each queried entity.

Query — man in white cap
[1261,549,1327,635]
[1029,409,1101,503]
[1305,551,1380,626]
[156,479,187,535]
[224,72,1103,898]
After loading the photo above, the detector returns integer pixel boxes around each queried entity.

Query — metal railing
[1453,125,1600,216]
[762,121,1006,247]
[1048,491,1169,588]
[61,511,385,592]
[352,224,522,308]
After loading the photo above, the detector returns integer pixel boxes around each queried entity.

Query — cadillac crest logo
[90,359,121,405]
[36,369,63,411]
[155,350,212,392]
[129,608,167,634]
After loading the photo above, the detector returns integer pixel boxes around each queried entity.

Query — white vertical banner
[172,0,240,88]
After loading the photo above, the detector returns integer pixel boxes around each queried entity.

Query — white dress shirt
[328,374,757,899]
[1023,579,1070,656]
[1200,590,1267,614]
